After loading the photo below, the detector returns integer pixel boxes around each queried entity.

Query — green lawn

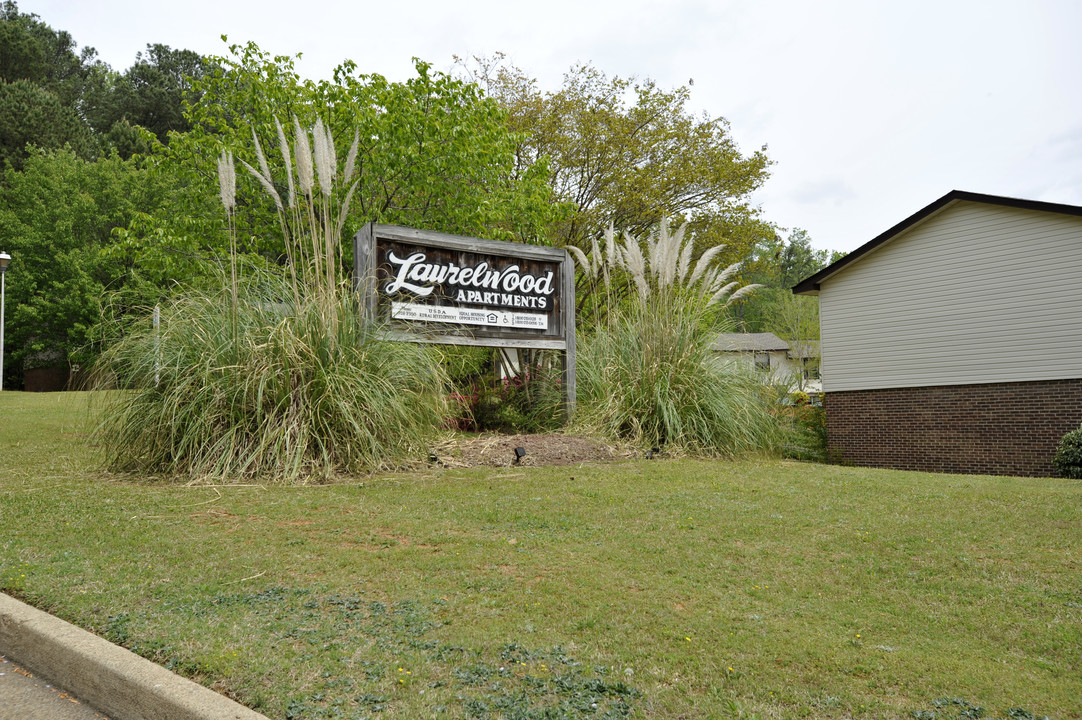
[1,392,1079,719]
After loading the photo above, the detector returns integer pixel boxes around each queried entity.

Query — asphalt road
[0,655,110,720]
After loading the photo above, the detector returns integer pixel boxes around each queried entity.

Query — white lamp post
[0,251,9,391]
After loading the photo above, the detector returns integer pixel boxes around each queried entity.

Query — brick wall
[824,379,1082,477]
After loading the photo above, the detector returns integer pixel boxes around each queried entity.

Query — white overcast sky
[25,0,1082,252]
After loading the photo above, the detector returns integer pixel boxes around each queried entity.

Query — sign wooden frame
[354,223,576,414]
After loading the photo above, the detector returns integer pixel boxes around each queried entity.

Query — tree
[143,40,559,275]
[458,54,773,254]
[0,148,182,387]
[0,1,95,106]
[84,44,212,146]
[736,228,843,338]
[745,228,836,289]
[0,1,104,169]
[0,78,98,169]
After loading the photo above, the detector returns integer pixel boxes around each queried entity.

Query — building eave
[791,190,1082,295]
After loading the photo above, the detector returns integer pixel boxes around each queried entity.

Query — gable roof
[792,190,1082,295]
[712,332,790,353]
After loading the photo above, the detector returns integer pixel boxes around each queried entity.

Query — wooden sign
[354,223,576,412]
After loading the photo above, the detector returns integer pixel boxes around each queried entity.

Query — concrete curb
[0,593,270,720]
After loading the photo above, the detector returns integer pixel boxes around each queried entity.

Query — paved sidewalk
[0,655,109,720]
[0,593,269,720]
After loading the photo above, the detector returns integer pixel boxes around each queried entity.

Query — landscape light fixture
[513,447,527,464]
[0,251,9,391]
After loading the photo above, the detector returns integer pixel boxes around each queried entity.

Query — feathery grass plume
[602,223,616,288]
[589,233,602,281]
[677,223,694,283]
[687,243,727,287]
[252,128,275,191]
[655,218,682,290]
[713,261,742,288]
[725,283,763,305]
[645,229,659,278]
[619,231,650,300]
[343,129,360,181]
[274,117,295,208]
[217,150,235,210]
[216,150,239,339]
[708,281,740,306]
[293,115,314,198]
[240,157,283,212]
[313,118,336,198]
[568,245,592,277]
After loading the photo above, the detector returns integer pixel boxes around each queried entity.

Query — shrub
[95,274,449,481]
[454,363,566,434]
[1052,424,1082,479]
[783,401,828,462]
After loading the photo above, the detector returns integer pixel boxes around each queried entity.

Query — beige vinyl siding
[820,201,1082,392]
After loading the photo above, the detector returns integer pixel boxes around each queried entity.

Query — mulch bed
[430,433,637,468]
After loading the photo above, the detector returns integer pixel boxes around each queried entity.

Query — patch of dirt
[430,433,636,468]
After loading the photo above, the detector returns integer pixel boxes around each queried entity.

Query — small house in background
[712,332,821,392]
[794,190,1082,477]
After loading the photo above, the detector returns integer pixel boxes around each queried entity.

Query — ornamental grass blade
[621,232,649,300]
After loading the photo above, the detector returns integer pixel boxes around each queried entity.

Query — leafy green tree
[746,228,839,289]
[737,228,843,336]
[145,40,559,274]
[84,44,212,146]
[0,1,104,169]
[458,54,772,253]
[0,1,96,105]
[0,78,98,169]
[0,3,209,165]
[0,148,181,386]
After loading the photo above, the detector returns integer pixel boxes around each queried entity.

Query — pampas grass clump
[577,291,780,455]
[572,218,778,455]
[95,116,449,482]
[96,274,449,481]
